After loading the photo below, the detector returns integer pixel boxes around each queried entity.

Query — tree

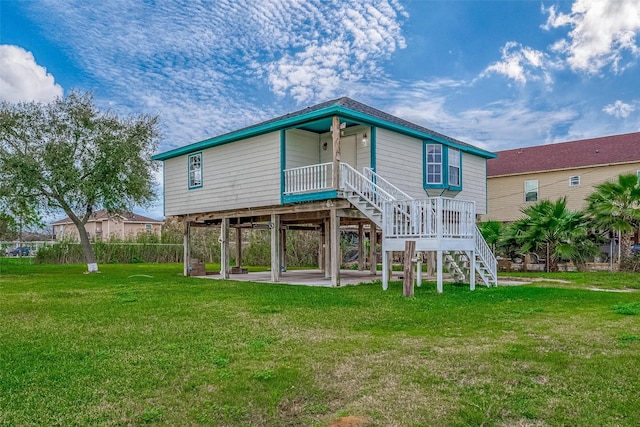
[585,173,640,259]
[0,91,160,272]
[510,197,597,272]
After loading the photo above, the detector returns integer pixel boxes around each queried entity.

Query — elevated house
[51,210,163,240]
[152,97,497,291]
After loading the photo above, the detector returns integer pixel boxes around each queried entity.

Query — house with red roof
[51,210,163,241]
[483,132,640,222]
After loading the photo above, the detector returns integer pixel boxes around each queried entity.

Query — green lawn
[1,259,639,426]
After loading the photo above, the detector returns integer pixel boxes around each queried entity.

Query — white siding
[375,128,488,213]
[286,129,320,168]
[375,128,425,197]
[164,132,281,216]
[458,153,488,214]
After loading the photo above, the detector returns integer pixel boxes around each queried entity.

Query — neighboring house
[483,132,640,222]
[152,97,497,291]
[51,210,163,240]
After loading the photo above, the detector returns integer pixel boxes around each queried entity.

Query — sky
[1,0,640,219]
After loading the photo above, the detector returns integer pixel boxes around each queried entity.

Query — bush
[35,236,183,264]
[619,254,640,272]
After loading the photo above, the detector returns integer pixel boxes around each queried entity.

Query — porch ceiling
[296,117,362,133]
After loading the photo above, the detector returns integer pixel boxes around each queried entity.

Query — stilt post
[270,214,280,282]
[403,240,416,297]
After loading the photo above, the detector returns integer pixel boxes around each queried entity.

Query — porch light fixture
[362,133,368,147]
[322,141,328,150]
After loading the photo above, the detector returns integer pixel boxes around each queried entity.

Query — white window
[426,144,442,185]
[188,153,202,189]
[524,180,538,202]
[637,170,640,179]
[448,148,461,187]
[569,176,580,186]
[145,224,152,232]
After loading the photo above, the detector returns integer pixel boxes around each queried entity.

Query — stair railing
[474,225,497,285]
[362,167,413,201]
[340,163,395,215]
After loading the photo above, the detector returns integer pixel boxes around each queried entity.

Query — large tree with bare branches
[0,91,160,272]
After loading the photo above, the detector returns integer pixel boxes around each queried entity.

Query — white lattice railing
[283,162,333,194]
[383,197,476,239]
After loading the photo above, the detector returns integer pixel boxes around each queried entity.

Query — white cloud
[481,42,552,85]
[0,45,63,103]
[356,79,578,151]
[23,0,406,145]
[602,100,635,118]
[543,0,640,73]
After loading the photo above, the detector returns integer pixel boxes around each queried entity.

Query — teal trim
[282,190,338,204]
[280,130,286,204]
[152,104,496,161]
[187,152,203,190]
[332,108,496,159]
[370,126,376,171]
[422,143,463,192]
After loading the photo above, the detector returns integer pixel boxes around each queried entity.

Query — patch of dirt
[331,415,369,427]
[587,287,639,293]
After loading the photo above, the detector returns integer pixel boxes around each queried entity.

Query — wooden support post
[331,116,342,190]
[436,250,443,293]
[387,251,393,283]
[403,240,416,297]
[324,218,331,278]
[358,223,364,271]
[235,227,242,267]
[469,250,475,291]
[417,252,422,287]
[330,207,340,287]
[369,223,377,275]
[428,251,435,277]
[271,214,280,282]
[280,227,287,272]
[318,223,324,271]
[220,218,230,279]
[183,217,190,277]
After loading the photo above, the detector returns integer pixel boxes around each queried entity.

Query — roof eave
[152,103,496,161]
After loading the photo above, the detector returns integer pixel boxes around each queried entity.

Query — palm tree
[512,197,597,271]
[585,174,640,259]
[478,220,503,253]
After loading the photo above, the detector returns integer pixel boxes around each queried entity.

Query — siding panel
[164,133,281,216]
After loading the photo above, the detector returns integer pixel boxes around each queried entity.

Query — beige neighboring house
[483,132,640,223]
[51,210,163,240]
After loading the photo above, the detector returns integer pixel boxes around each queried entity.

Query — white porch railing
[383,197,476,239]
[283,162,333,194]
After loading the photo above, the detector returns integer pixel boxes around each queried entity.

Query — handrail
[362,167,413,201]
[475,225,497,284]
[340,163,395,214]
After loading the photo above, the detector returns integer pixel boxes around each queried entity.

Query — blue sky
[2,0,639,219]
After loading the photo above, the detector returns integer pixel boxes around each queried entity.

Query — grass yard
[1,259,639,426]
